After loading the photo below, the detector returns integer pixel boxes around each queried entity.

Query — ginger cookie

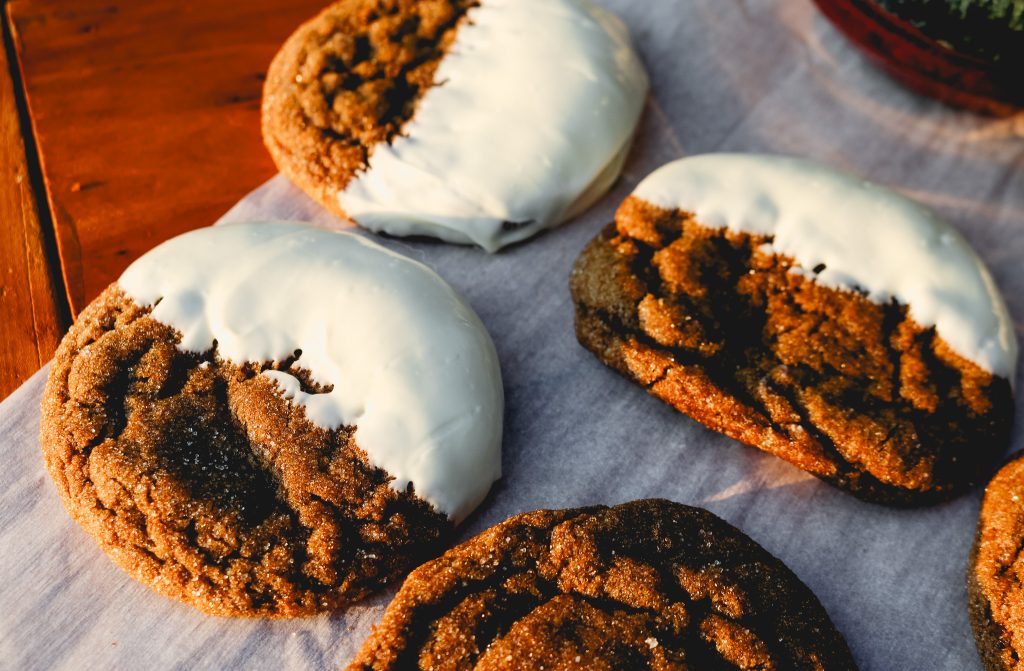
[261,0,648,251]
[40,221,503,617]
[970,452,1024,671]
[570,154,1016,505]
[347,499,857,670]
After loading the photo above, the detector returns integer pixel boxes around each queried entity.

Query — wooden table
[0,0,326,399]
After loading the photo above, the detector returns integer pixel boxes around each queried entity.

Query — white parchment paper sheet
[2,0,1023,669]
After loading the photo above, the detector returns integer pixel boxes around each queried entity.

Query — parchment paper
[2,0,1023,669]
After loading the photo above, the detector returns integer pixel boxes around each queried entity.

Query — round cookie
[570,153,1016,505]
[347,499,857,670]
[261,0,649,252]
[970,452,1024,671]
[40,221,503,617]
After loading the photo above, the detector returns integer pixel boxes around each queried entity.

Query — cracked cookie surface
[570,196,1014,505]
[261,0,477,219]
[347,499,857,670]
[970,452,1024,671]
[40,286,449,617]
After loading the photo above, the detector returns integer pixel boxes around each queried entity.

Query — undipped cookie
[40,221,503,617]
[570,153,1017,505]
[347,499,857,670]
[970,452,1024,671]
[261,0,648,251]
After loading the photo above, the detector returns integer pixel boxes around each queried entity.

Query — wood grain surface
[6,0,327,316]
[0,15,66,399]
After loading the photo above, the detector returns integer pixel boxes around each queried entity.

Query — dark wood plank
[0,13,67,399]
[7,0,327,315]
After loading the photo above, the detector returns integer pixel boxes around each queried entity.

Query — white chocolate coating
[118,222,504,523]
[340,0,649,252]
[633,154,1018,380]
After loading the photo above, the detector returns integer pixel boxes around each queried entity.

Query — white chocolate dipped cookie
[40,221,503,617]
[262,0,649,251]
[571,153,1017,504]
[631,154,1017,379]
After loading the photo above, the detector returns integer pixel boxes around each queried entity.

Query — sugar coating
[633,154,1018,380]
[118,222,503,522]
[340,0,649,251]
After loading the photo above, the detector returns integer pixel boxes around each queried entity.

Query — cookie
[570,154,1016,505]
[261,0,648,251]
[970,452,1024,671]
[40,221,503,617]
[347,499,857,670]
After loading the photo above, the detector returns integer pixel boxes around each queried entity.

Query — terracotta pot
[813,0,1023,115]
